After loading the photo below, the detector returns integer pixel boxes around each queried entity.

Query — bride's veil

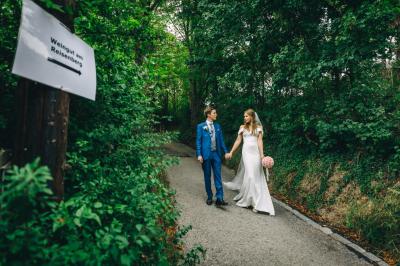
[254,112,262,127]
[224,154,245,190]
[224,112,269,191]
[253,112,269,180]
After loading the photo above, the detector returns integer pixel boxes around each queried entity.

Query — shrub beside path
[164,143,371,266]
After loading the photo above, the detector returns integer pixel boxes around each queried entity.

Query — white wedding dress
[224,127,275,215]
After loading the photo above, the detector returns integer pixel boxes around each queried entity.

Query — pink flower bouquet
[262,156,274,168]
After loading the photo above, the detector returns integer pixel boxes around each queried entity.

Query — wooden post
[13,0,75,201]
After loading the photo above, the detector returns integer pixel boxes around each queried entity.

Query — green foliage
[0,157,203,265]
[0,159,55,264]
[347,185,400,257]
[178,0,400,170]
[143,33,190,130]
[0,0,202,265]
[182,245,206,266]
[269,146,400,259]
[177,0,400,260]
[39,0,63,12]
[65,0,201,264]
[0,0,21,146]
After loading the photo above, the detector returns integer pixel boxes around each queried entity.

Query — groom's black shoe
[215,199,228,206]
[206,199,213,205]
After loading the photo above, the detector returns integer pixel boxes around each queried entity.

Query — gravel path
[164,143,371,266]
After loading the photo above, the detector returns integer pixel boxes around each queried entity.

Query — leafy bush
[0,159,55,264]
[0,0,203,264]
[0,153,202,265]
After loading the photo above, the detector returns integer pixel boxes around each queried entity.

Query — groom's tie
[209,122,216,151]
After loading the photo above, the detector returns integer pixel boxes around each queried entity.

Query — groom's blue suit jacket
[196,122,228,160]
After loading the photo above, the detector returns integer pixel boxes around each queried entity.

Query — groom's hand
[197,156,203,163]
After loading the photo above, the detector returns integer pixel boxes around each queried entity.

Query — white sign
[12,0,96,100]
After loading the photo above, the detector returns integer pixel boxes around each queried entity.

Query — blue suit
[196,121,228,201]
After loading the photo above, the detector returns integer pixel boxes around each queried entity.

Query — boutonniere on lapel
[203,125,209,132]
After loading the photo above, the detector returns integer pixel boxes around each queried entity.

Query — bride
[224,109,275,215]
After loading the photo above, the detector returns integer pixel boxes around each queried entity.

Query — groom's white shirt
[205,119,213,130]
[205,119,216,151]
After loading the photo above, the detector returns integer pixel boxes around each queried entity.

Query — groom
[196,106,229,206]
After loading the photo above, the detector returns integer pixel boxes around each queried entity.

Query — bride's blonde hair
[243,109,258,135]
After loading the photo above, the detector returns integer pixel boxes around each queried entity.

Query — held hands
[198,153,232,162]
[225,152,233,160]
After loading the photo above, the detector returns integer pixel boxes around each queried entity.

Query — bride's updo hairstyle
[244,109,259,135]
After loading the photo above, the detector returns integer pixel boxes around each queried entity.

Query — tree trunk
[13,0,75,201]
[189,71,202,138]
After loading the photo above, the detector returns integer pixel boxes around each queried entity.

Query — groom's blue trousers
[202,151,224,201]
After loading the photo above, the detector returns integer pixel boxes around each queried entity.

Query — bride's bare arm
[257,127,264,159]
[230,134,243,155]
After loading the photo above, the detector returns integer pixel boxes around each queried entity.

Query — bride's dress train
[224,127,275,215]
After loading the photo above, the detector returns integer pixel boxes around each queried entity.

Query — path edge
[271,198,389,266]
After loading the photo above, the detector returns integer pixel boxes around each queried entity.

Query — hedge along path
[164,143,371,266]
